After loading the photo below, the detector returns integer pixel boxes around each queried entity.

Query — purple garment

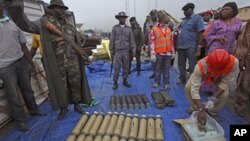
[205,18,242,54]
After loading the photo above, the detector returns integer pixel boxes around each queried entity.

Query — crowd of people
[0,0,249,133]
[109,2,250,131]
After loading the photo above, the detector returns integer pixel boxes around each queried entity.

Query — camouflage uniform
[110,25,136,82]
[48,17,81,103]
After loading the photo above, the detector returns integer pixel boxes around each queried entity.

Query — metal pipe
[106,112,119,135]
[113,112,125,136]
[120,114,132,140]
[128,114,139,140]
[88,113,104,136]
[146,116,155,141]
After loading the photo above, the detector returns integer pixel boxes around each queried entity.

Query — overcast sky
[44,0,250,31]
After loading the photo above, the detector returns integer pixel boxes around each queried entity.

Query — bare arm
[30,48,38,59]
[6,0,40,34]
[21,43,35,68]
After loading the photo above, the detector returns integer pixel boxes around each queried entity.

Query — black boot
[16,121,29,132]
[149,74,155,79]
[137,71,140,76]
[112,82,118,90]
[123,79,132,88]
[57,107,68,120]
[74,103,85,114]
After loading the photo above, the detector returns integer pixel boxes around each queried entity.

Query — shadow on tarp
[0,61,247,141]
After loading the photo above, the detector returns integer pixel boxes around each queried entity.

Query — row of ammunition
[66,112,164,141]
[110,94,150,110]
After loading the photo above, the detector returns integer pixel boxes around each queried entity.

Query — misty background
[44,0,250,31]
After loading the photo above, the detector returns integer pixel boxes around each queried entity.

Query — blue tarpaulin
[0,60,247,141]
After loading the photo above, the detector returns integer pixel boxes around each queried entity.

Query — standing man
[177,3,205,84]
[129,17,143,76]
[234,20,250,117]
[150,11,174,89]
[0,0,44,132]
[6,0,92,120]
[110,12,136,90]
[185,49,238,129]
[145,9,158,79]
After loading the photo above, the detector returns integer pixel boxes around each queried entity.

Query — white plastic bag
[182,112,225,141]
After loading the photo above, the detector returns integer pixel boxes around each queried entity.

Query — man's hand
[195,48,201,57]
[239,60,246,71]
[150,51,156,63]
[197,110,206,131]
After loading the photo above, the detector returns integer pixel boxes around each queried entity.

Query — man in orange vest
[150,10,174,89]
[185,49,238,130]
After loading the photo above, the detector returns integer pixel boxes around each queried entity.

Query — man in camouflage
[6,0,89,120]
[110,12,136,90]
[129,17,143,75]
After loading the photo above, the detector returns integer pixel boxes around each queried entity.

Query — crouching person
[150,10,174,90]
[185,49,238,125]
[0,1,45,132]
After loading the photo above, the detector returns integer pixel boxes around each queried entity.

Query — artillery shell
[128,114,139,140]
[120,114,132,140]
[155,115,164,141]
[147,116,155,141]
[97,112,112,136]
[106,112,119,135]
[113,112,125,136]
[89,113,104,136]
[138,115,147,141]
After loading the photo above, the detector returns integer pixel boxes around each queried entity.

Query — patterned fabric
[205,18,242,54]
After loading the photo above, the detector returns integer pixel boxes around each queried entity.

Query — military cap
[129,17,136,22]
[48,0,68,10]
[182,3,195,11]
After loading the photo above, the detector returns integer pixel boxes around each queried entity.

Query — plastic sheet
[0,60,247,141]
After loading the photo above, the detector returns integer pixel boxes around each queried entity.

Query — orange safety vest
[152,26,173,54]
[198,56,235,83]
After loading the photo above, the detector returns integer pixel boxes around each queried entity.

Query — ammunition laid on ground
[128,114,139,141]
[102,135,111,141]
[141,94,150,107]
[81,112,98,134]
[121,95,128,109]
[131,95,139,109]
[67,112,164,141]
[136,95,145,109]
[155,115,164,141]
[110,94,150,109]
[147,116,155,141]
[85,135,94,141]
[138,115,147,141]
[76,112,98,141]
[110,95,116,110]
[66,113,89,141]
[160,90,176,106]
[106,112,119,135]
[120,114,132,141]
[126,95,134,109]
[115,95,121,109]
[113,112,125,136]
[97,112,112,136]
[88,113,104,136]
[111,135,120,141]
[93,135,102,141]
